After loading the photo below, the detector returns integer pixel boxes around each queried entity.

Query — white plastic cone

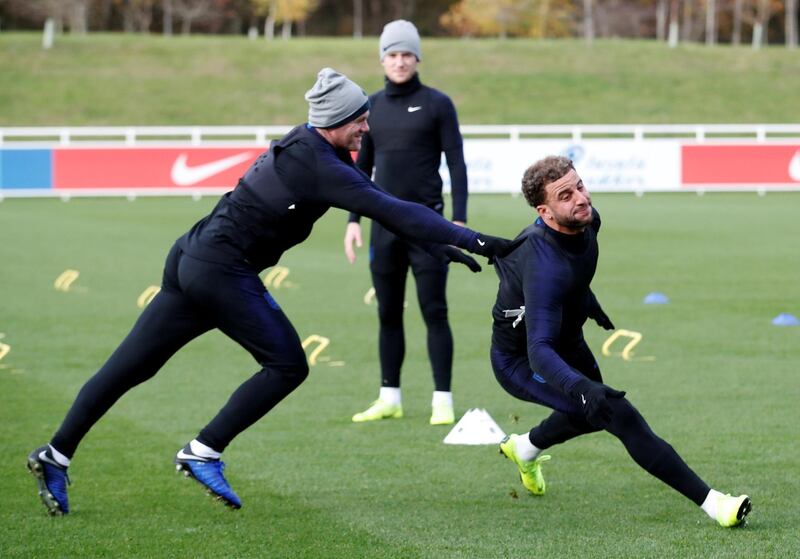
[443,408,506,445]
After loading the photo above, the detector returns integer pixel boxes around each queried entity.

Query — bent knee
[260,350,309,384]
[607,398,647,432]
[282,354,310,383]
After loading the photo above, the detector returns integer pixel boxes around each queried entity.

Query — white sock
[379,386,401,406]
[515,433,542,461]
[189,439,221,460]
[49,444,71,467]
[431,391,453,407]
[701,489,724,520]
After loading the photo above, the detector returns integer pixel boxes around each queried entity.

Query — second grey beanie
[379,20,421,61]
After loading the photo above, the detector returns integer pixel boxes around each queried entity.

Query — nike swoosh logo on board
[171,152,254,186]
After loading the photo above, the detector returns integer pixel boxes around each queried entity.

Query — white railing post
[695,126,705,142]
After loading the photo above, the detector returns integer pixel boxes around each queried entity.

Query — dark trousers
[370,223,452,392]
[50,243,309,458]
[491,346,710,505]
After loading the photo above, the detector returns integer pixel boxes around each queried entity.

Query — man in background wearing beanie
[27,68,517,517]
[346,20,469,426]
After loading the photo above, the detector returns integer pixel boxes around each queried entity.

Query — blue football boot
[28,446,70,516]
[175,444,242,509]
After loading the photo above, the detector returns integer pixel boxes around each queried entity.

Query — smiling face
[321,112,370,152]
[536,169,593,234]
[381,51,418,84]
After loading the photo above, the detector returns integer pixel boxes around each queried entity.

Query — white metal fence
[2,124,800,145]
[1,124,799,196]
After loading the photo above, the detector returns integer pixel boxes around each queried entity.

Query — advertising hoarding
[2,140,799,196]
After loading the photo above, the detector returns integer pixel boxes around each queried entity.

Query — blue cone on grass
[643,292,669,305]
[772,313,800,326]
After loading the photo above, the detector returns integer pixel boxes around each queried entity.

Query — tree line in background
[0,0,796,47]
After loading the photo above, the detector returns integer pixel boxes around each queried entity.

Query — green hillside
[1,32,798,126]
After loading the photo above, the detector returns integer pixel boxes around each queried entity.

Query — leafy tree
[440,0,574,38]
[252,0,317,39]
[4,0,89,32]
[173,0,213,33]
[115,0,156,32]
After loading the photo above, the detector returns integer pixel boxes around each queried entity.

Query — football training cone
[443,408,506,445]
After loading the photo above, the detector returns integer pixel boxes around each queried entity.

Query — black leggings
[50,244,309,458]
[491,347,709,505]
[372,267,452,391]
[529,403,710,505]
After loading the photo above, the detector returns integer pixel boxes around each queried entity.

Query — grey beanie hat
[379,19,421,61]
[305,67,370,129]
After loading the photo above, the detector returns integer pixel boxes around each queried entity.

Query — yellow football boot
[430,403,455,425]
[352,399,403,422]
[716,494,752,527]
[499,434,551,496]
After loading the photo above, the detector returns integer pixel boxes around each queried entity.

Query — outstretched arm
[320,156,514,260]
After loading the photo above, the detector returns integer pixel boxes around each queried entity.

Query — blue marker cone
[772,313,800,326]
[643,292,669,305]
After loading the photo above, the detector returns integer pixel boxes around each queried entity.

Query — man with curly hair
[491,155,751,528]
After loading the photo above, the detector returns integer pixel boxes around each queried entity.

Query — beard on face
[553,205,593,230]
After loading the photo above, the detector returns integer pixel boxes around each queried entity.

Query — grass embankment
[1,33,798,126]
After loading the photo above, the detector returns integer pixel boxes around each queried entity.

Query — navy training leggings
[491,346,710,505]
[51,243,309,457]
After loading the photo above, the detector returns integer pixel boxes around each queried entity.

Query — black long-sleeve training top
[349,73,468,223]
[491,209,605,395]
[177,124,478,272]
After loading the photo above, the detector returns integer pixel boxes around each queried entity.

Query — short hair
[521,156,575,208]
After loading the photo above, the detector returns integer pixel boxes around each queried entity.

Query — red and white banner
[4,139,800,197]
[53,147,261,189]
[444,140,681,193]
[682,144,800,187]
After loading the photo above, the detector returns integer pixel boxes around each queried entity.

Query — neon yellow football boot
[716,494,752,527]
[430,403,455,425]
[352,399,403,422]
[499,434,551,496]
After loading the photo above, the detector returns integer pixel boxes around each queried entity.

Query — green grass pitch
[1,192,798,557]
